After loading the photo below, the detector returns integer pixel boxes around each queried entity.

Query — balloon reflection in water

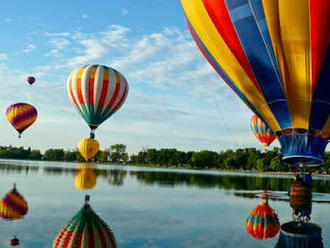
[275,180,323,248]
[53,195,116,248]
[0,184,28,220]
[75,164,97,190]
[246,198,280,240]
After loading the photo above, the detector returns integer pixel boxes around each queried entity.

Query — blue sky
[0,0,273,154]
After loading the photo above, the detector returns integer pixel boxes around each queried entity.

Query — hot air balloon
[6,103,37,138]
[26,76,35,85]
[246,200,280,240]
[52,195,117,248]
[67,65,128,138]
[10,236,19,246]
[181,1,330,165]
[75,164,97,190]
[275,222,323,248]
[78,138,99,161]
[251,114,276,147]
[0,184,28,220]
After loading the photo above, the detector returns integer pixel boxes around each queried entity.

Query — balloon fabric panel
[6,103,37,135]
[67,65,128,130]
[181,0,330,164]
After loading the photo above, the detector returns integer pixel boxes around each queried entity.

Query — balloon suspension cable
[85,194,90,204]
[264,179,270,204]
[18,134,21,139]
[90,130,95,139]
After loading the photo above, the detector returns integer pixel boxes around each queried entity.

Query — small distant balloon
[27,76,35,85]
[250,114,276,147]
[10,236,19,246]
[6,103,37,138]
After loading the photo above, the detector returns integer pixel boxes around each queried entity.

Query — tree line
[1,145,330,173]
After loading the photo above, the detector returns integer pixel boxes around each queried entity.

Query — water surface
[0,159,329,248]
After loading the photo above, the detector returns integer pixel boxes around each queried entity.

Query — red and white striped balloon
[67,65,128,132]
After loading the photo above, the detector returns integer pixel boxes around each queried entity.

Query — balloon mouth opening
[282,155,323,165]
[281,222,322,236]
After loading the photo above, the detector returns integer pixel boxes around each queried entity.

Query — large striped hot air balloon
[250,114,276,147]
[6,103,37,138]
[67,65,128,138]
[0,184,28,220]
[181,0,330,164]
[246,200,280,240]
[52,196,116,248]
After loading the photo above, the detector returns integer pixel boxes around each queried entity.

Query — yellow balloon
[75,164,97,190]
[78,138,99,161]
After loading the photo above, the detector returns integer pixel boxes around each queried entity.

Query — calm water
[0,159,330,248]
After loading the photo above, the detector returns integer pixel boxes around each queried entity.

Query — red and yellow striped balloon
[0,185,28,220]
[250,115,276,147]
[246,200,280,240]
[53,200,116,248]
[67,65,128,133]
[6,103,37,138]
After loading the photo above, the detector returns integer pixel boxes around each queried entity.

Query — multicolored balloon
[53,196,116,248]
[6,103,37,138]
[250,114,276,147]
[78,138,99,161]
[181,0,330,164]
[67,65,128,137]
[75,164,97,190]
[0,184,28,220]
[26,76,35,85]
[246,200,280,240]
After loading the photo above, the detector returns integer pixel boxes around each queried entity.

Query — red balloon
[10,237,19,246]
[26,76,35,85]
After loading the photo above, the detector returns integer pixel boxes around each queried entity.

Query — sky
[0,0,276,154]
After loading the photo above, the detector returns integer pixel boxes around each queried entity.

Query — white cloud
[121,9,128,15]
[45,38,70,57]
[0,53,8,60]
[82,13,88,19]
[22,44,36,53]
[4,17,14,22]
[45,32,70,37]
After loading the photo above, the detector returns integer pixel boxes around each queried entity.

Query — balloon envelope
[27,76,35,85]
[250,114,276,147]
[181,0,330,164]
[6,103,37,137]
[52,200,116,248]
[0,185,28,220]
[75,164,97,190]
[67,64,128,131]
[78,138,99,161]
[246,200,280,240]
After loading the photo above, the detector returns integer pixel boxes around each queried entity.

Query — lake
[0,159,329,248]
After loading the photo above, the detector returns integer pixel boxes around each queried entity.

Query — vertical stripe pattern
[53,203,116,248]
[181,0,330,164]
[67,65,128,130]
[246,201,280,240]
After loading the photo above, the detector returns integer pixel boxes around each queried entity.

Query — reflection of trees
[97,169,127,186]
[2,163,330,193]
[0,163,39,174]
[129,171,330,193]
